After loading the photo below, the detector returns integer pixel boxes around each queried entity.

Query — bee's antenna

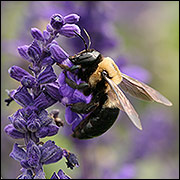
[73,30,88,51]
[83,28,91,50]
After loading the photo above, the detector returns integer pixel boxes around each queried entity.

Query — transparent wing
[103,74,142,130]
[120,73,172,106]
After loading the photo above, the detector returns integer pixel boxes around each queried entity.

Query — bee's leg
[64,72,89,90]
[67,101,99,114]
[65,77,89,90]
[57,63,81,73]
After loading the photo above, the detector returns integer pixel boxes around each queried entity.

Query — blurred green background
[1,1,179,179]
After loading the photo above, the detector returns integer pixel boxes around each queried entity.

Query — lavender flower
[4,13,80,179]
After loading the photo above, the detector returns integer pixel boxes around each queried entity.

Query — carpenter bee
[58,29,172,139]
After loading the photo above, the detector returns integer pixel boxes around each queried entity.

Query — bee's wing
[120,73,172,106]
[104,75,142,130]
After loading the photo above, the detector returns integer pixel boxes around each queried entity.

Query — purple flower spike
[59,24,81,38]
[50,14,65,30]
[64,14,80,24]
[31,28,44,41]
[18,45,31,61]
[50,44,69,64]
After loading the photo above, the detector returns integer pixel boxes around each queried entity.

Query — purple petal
[26,111,41,132]
[37,65,57,84]
[27,40,41,61]
[57,169,71,179]
[4,124,25,139]
[64,13,80,24]
[71,89,87,103]
[13,86,34,107]
[38,110,53,126]
[34,92,57,110]
[9,143,27,162]
[40,140,63,164]
[27,140,41,168]
[35,126,49,138]
[59,83,74,99]
[51,172,59,179]
[59,24,81,38]
[50,44,69,64]
[21,160,31,169]
[31,28,44,41]
[43,82,62,102]
[46,24,53,32]
[8,65,34,82]
[41,56,55,66]
[65,107,76,125]
[58,71,66,86]
[10,110,27,133]
[43,30,50,41]
[47,124,59,136]
[17,45,31,62]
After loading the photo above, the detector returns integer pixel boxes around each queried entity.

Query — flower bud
[64,14,80,24]
[13,86,34,107]
[43,30,50,41]
[4,124,25,139]
[8,65,34,82]
[59,24,81,38]
[31,28,44,41]
[50,44,69,64]
[46,24,53,32]
[18,45,31,61]
[27,40,41,61]
[10,143,27,162]
[50,14,65,30]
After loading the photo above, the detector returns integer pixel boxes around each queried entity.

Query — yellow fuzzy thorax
[89,57,122,91]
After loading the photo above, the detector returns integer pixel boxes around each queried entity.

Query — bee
[58,29,172,139]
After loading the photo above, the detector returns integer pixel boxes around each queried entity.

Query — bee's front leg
[57,63,81,73]
[63,71,89,91]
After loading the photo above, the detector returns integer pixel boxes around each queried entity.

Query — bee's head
[69,29,101,66]
[69,49,101,66]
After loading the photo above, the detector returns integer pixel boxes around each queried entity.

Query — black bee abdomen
[72,107,119,139]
